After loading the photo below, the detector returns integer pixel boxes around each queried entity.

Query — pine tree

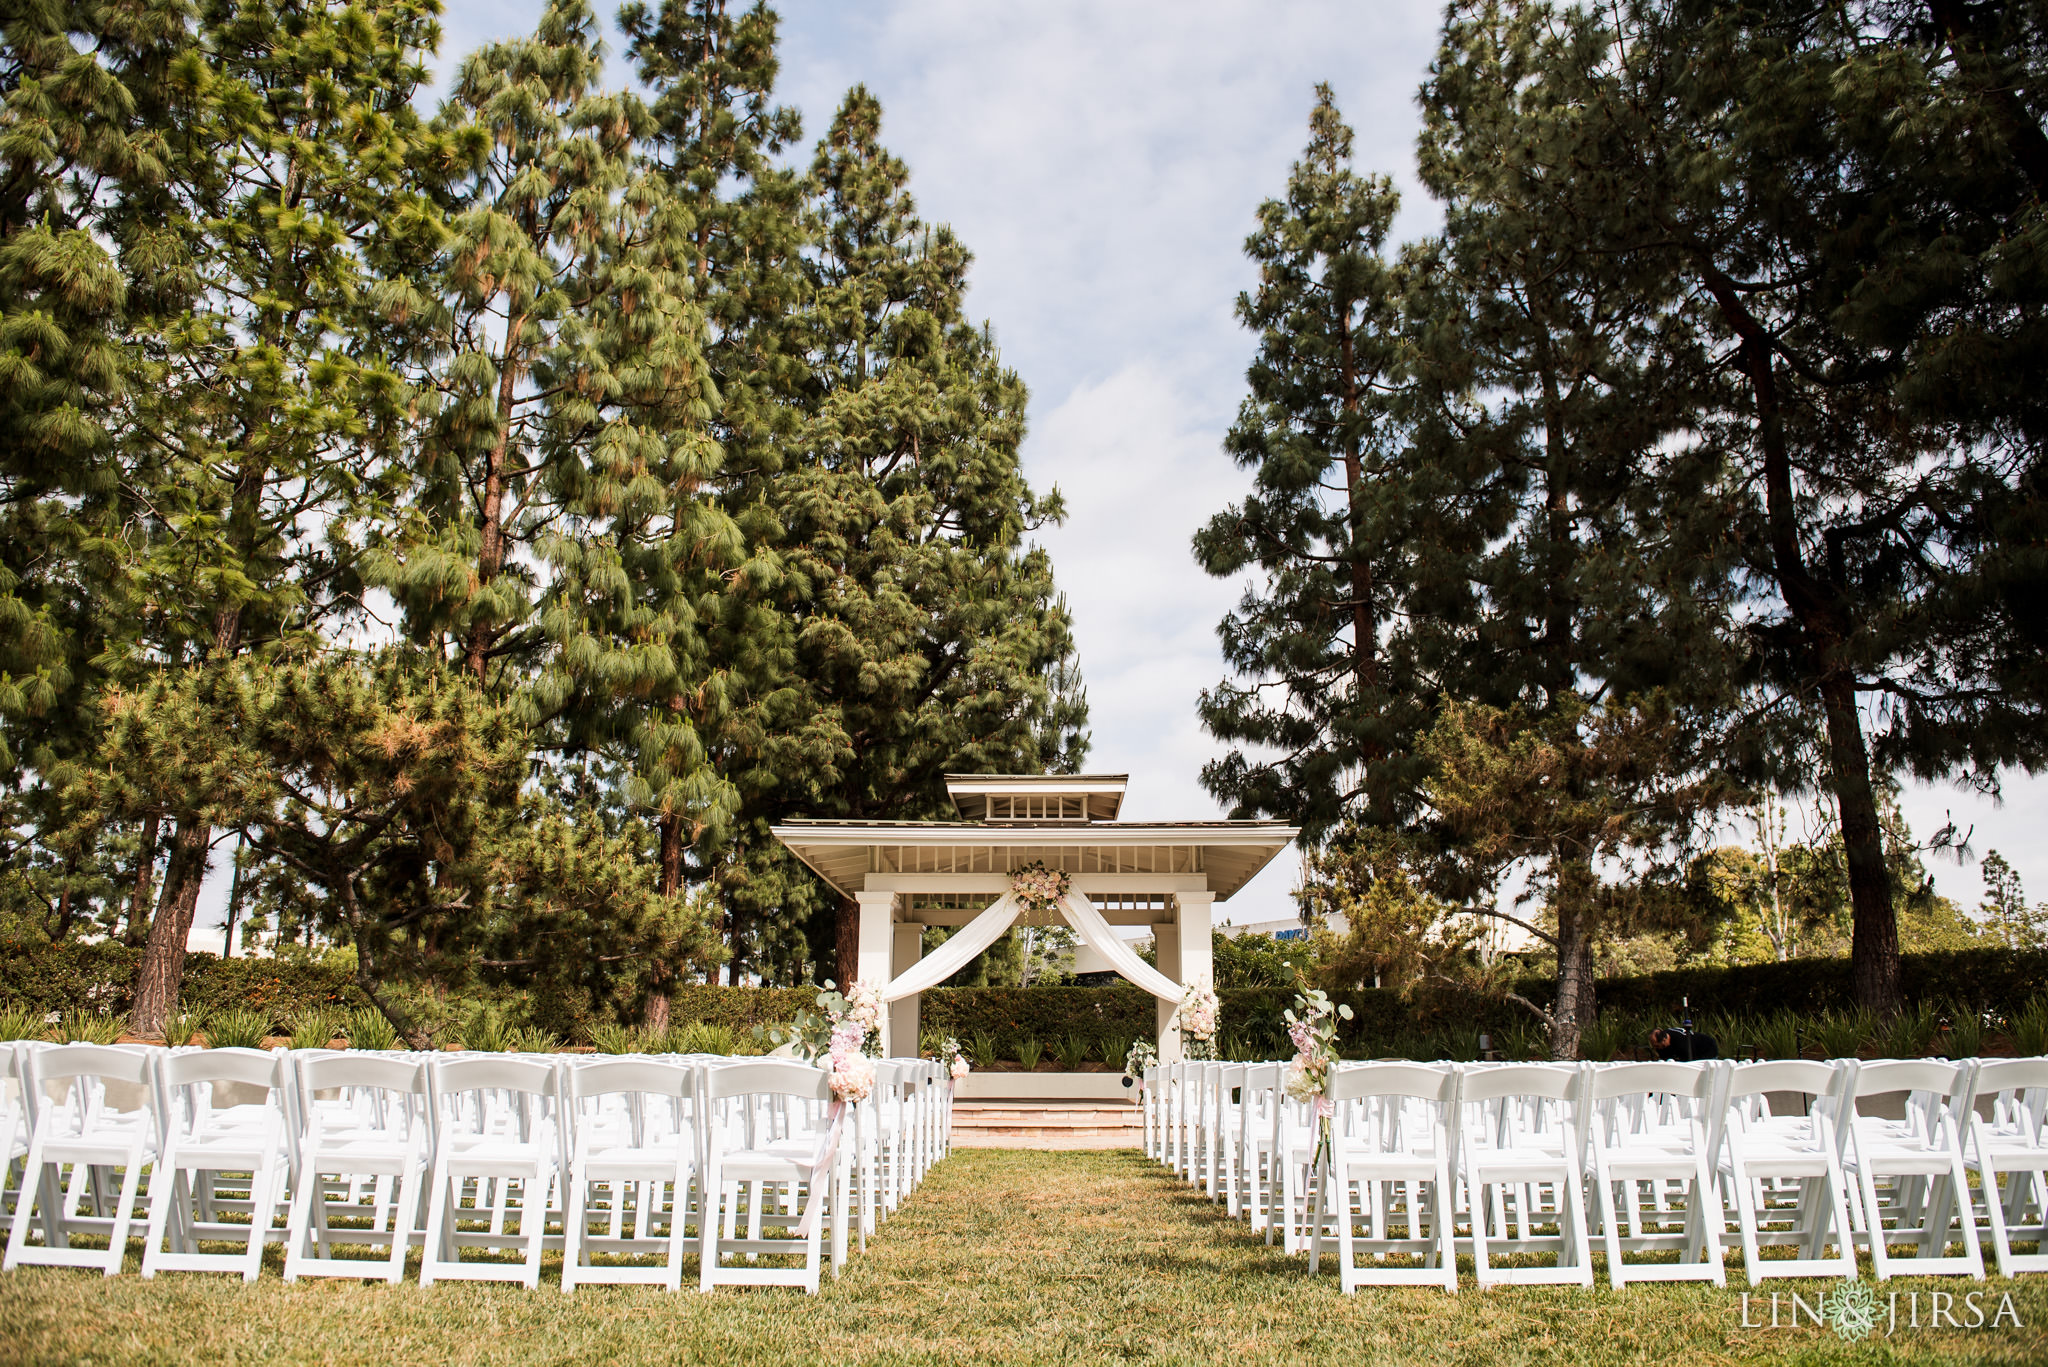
[1395,6,1745,1056]
[1564,0,2048,1011]
[368,0,637,688]
[1193,87,1432,842]
[1977,851,2046,952]
[64,0,443,1034]
[769,87,1083,984]
[622,0,806,922]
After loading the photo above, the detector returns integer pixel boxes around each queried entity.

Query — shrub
[1014,1037,1043,1069]
[162,1009,207,1047]
[2014,997,2048,1056]
[347,1008,399,1051]
[1941,1000,1983,1059]
[205,1008,270,1050]
[289,1008,344,1051]
[1878,1000,1940,1058]
[1813,1007,1875,1060]
[58,1009,120,1044]
[1053,1031,1092,1070]
[0,1006,45,1041]
[511,1024,562,1053]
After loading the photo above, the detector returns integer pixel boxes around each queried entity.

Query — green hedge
[917,985,1158,1045]
[0,941,366,1026]
[1552,948,2048,1020]
[7,940,2040,1050]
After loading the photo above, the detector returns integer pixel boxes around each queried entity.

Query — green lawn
[2,1149,2045,1366]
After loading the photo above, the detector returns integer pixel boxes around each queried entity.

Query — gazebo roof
[769,814,1299,902]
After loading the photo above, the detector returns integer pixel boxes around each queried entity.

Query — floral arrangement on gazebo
[1009,860,1070,915]
[1174,983,1220,1060]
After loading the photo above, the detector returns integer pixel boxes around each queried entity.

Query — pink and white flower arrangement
[1174,983,1220,1059]
[841,978,883,1042]
[827,1020,875,1103]
[1283,986,1353,1148]
[1009,860,1070,915]
[936,1036,971,1081]
[1124,1039,1158,1082]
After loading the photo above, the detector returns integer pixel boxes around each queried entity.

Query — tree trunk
[1820,674,1901,1015]
[658,810,684,896]
[464,313,527,683]
[222,833,246,957]
[1703,279,1902,1014]
[126,812,160,947]
[645,991,671,1034]
[127,816,210,1037]
[1550,852,1597,1060]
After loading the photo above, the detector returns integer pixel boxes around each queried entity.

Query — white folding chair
[4,1043,162,1276]
[1310,1062,1460,1291]
[283,1052,431,1284]
[141,1047,292,1281]
[1839,1058,1984,1280]
[1455,1063,1594,1287]
[1237,1062,1284,1237]
[1270,1081,1321,1254]
[1209,1063,1245,1205]
[1,1044,29,1223]
[559,1057,699,1293]
[1968,1056,2048,1277]
[1583,1061,1726,1287]
[419,1054,560,1288]
[1713,1059,1859,1282]
[698,1060,847,1294]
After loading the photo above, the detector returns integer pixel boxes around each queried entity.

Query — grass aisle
[2,1149,2046,1366]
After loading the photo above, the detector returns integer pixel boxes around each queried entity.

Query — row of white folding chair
[0,1044,901,1293]
[854,1059,945,1242]
[1145,1054,2048,1292]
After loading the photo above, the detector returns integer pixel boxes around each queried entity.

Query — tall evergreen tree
[104,0,440,1033]
[1395,6,1745,1054]
[1193,87,1435,844]
[760,87,1084,984]
[1565,0,2048,1011]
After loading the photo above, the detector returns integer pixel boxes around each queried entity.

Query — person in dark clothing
[1649,1026,1718,1061]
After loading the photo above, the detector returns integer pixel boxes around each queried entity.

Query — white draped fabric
[876,892,1021,1003]
[1059,889,1185,1002]
[875,886,1187,1005]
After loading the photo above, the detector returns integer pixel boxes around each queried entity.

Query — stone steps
[949,1100,1142,1150]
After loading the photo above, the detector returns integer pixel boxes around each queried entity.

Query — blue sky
[194,1,2048,944]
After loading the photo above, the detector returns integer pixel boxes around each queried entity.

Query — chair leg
[102,1149,146,1276]
[419,1166,451,1287]
[139,1152,182,1280]
[562,1168,587,1294]
[1306,1159,1327,1279]
[523,1169,550,1290]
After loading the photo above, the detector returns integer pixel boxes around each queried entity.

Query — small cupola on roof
[944,773,1126,824]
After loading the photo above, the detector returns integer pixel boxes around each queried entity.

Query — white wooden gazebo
[770,775,1298,1060]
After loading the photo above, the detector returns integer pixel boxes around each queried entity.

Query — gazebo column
[854,889,897,1052]
[1152,921,1182,1061]
[890,922,923,1058]
[1178,889,1215,993]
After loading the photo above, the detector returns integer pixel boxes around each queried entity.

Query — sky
[191,0,2048,945]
